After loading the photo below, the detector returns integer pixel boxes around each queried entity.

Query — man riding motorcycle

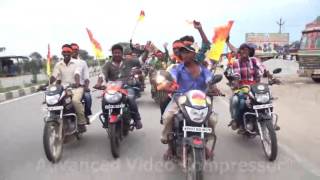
[228,43,280,131]
[49,44,87,132]
[70,43,92,123]
[94,44,143,129]
[159,44,221,158]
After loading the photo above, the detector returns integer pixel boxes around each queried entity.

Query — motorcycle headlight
[46,94,60,105]
[134,74,139,78]
[255,93,270,103]
[104,92,122,103]
[185,106,208,123]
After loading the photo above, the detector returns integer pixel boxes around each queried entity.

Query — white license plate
[253,104,273,110]
[105,104,125,109]
[47,106,64,111]
[183,126,212,133]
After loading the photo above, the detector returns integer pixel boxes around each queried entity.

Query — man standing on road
[49,44,87,132]
[71,43,92,123]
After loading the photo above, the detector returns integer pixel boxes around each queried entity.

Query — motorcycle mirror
[273,68,282,74]
[210,74,223,84]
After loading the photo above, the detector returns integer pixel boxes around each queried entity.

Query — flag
[46,44,51,76]
[208,21,234,62]
[86,28,104,59]
[138,10,145,22]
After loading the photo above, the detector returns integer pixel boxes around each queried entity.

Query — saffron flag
[86,28,104,59]
[138,10,145,22]
[208,21,234,62]
[46,44,51,76]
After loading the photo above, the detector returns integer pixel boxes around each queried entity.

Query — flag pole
[130,20,139,40]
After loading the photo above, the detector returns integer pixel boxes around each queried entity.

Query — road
[0,72,319,180]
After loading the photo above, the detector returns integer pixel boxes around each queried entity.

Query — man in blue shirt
[160,45,218,158]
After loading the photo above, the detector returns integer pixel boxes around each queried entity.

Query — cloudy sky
[0,0,319,58]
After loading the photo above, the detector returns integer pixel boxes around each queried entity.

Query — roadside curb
[0,69,101,103]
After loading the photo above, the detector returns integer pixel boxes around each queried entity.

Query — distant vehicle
[297,16,320,83]
[246,33,290,61]
[288,41,300,60]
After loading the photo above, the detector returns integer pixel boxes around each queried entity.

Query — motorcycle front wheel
[260,121,278,161]
[186,147,204,180]
[43,121,63,163]
[109,123,120,158]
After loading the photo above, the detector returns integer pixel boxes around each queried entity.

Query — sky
[0,0,319,58]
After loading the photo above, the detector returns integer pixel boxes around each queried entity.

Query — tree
[30,52,42,61]
[51,55,59,63]
[78,49,90,60]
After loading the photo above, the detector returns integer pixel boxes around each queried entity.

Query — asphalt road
[0,74,319,180]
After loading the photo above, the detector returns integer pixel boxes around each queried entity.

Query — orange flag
[208,21,234,62]
[46,44,51,76]
[138,10,145,22]
[86,28,104,59]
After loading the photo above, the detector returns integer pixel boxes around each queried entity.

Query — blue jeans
[83,91,92,116]
[230,93,246,126]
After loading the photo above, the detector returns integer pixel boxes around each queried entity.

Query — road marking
[0,92,42,106]
[89,111,102,123]
[218,97,320,177]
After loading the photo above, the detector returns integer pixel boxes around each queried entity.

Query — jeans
[83,91,92,116]
[126,88,141,121]
[230,93,246,126]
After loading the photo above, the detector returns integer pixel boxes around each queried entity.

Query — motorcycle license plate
[47,106,63,111]
[183,126,212,133]
[105,104,125,109]
[253,104,273,110]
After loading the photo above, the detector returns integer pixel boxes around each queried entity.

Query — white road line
[0,92,43,105]
[219,97,320,177]
[89,111,102,123]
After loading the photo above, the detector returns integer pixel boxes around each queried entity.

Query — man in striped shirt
[229,43,265,130]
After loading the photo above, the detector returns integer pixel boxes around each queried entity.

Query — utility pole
[277,18,285,33]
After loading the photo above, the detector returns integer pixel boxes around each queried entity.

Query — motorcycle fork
[182,119,187,169]
[255,109,265,142]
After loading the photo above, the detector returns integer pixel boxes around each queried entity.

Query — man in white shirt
[50,44,87,132]
[71,43,92,122]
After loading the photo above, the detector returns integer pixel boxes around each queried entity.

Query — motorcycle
[157,71,223,180]
[229,68,282,161]
[42,84,84,163]
[96,81,136,158]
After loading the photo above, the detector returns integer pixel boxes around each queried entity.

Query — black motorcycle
[96,81,135,158]
[42,84,84,163]
[157,71,223,180]
[229,68,282,161]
